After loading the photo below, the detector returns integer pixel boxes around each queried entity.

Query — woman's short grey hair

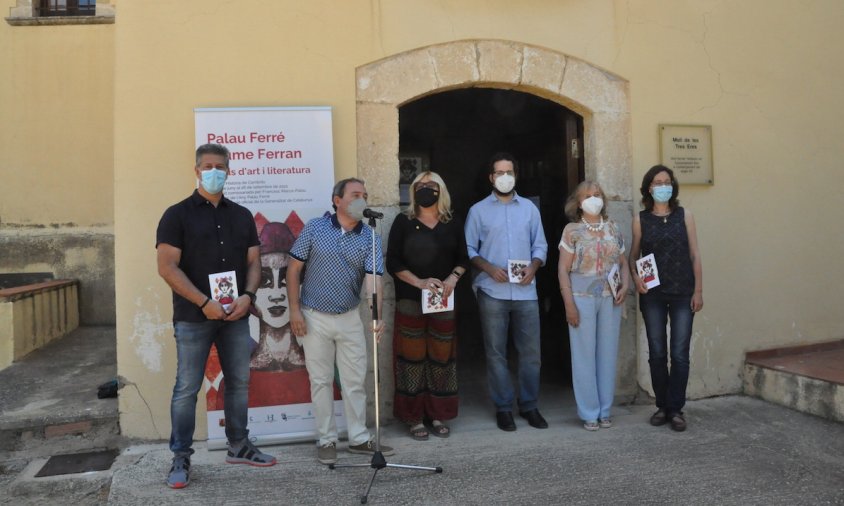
[564,180,608,221]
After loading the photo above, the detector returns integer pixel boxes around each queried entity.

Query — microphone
[363,208,384,219]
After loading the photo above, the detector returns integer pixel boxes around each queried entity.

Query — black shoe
[669,412,687,432]
[496,411,516,431]
[519,409,549,429]
[650,408,668,426]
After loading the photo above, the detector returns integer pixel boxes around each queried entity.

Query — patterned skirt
[392,298,459,423]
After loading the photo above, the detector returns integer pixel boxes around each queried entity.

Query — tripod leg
[360,467,380,504]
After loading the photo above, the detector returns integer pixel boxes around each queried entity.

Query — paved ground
[4,396,843,505]
[1,328,843,505]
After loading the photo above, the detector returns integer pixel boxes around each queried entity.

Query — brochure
[508,259,531,283]
[421,288,453,314]
[209,270,238,311]
[635,254,660,289]
[607,263,622,298]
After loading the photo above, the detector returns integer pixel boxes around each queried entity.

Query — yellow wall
[0,2,114,226]
[0,2,116,324]
[613,1,844,396]
[113,0,844,438]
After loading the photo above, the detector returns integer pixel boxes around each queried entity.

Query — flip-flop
[409,423,429,441]
[429,420,450,438]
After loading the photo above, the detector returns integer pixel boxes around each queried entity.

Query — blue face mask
[200,168,227,194]
[652,184,673,203]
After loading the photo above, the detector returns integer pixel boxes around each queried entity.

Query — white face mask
[581,196,604,216]
[494,174,515,194]
[346,197,366,221]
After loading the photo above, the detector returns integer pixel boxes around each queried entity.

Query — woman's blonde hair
[564,180,608,221]
[406,171,453,223]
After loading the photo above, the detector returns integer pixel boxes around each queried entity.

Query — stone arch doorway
[356,40,636,419]
[397,87,584,391]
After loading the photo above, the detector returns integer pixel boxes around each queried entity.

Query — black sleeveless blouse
[639,207,695,296]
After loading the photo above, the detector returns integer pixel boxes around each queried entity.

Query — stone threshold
[745,339,844,386]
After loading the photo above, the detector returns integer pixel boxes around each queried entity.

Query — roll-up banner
[195,107,345,449]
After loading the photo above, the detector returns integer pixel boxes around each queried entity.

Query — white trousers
[301,307,370,446]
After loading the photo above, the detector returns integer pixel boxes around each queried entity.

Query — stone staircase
[743,339,844,422]
[0,278,80,371]
[0,326,124,501]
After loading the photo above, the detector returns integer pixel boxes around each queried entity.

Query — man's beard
[493,188,514,197]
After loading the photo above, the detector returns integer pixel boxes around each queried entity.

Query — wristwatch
[243,290,257,305]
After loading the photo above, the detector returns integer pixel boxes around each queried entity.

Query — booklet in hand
[209,270,238,311]
[508,259,531,283]
[422,288,453,314]
[635,254,660,289]
[607,263,622,298]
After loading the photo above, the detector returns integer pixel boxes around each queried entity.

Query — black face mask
[414,187,439,208]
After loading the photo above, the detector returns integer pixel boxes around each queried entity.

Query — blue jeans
[640,292,694,414]
[170,319,251,456]
[476,290,541,412]
[568,295,622,422]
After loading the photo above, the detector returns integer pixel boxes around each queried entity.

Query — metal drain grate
[35,449,119,478]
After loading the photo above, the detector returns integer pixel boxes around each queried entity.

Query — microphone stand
[330,213,442,504]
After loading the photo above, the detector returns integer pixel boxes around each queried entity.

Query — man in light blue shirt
[465,152,549,432]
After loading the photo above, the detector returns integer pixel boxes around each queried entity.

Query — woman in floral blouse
[558,180,629,431]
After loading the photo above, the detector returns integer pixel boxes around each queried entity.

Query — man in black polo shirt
[156,143,276,489]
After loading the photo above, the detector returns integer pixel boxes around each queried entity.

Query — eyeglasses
[493,170,515,177]
[415,182,439,190]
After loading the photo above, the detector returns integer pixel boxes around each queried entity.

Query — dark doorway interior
[398,88,585,398]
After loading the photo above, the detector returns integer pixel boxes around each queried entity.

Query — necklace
[653,210,671,223]
[581,216,604,232]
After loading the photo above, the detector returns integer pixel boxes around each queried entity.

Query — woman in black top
[629,165,703,432]
[387,171,469,440]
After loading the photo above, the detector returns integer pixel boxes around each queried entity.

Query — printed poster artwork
[196,107,344,447]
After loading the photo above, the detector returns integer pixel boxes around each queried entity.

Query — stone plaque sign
[659,124,713,185]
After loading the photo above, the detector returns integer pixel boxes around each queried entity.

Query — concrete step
[0,326,122,454]
[743,339,844,422]
[0,326,126,504]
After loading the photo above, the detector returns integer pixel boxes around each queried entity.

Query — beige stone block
[561,58,628,114]
[8,6,31,18]
[477,40,523,85]
[357,103,399,206]
[360,297,396,423]
[357,51,438,105]
[34,293,45,350]
[58,288,67,335]
[16,298,33,359]
[50,289,59,339]
[427,41,480,89]
[68,284,79,331]
[521,45,567,94]
[95,3,116,17]
[584,112,632,198]
[0,303,13,370]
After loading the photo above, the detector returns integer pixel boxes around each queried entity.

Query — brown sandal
[429,420,450,438]
[409,423,429,441]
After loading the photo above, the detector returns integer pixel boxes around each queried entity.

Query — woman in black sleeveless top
[629,165,703,432]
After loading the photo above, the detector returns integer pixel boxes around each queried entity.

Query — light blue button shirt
[464,192,548,301]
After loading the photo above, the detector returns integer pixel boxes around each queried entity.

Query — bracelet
[243,290,256,305]
[199,297,210,309]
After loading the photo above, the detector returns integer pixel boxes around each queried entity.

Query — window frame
[5,0,113,25]
[36,0,97,17]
